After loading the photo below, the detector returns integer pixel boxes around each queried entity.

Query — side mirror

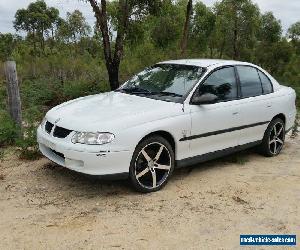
[191,93,218,105]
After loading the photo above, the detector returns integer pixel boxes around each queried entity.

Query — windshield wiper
[155,91,183,97]
[120,87,154,95]
[119,88,182,98]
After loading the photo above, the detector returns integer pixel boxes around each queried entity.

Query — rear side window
[258,70,273,94]
[237,66,262,98]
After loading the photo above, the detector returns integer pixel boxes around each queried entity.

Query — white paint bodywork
[37,59,297,176]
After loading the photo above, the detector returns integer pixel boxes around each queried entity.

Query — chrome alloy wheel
[134,142,172,189]
[269,122,285,155]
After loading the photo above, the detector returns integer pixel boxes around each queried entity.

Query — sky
[0,0,299,34]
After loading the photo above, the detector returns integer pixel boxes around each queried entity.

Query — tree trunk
[232,3,239,60]
[108,64,120,91]
[42,30,45,52]
[219,37,226,58]
[180,0,193,56]
[4,61,22,128]
[233,22,238,59]
[32,30,37,56]
[88,0,129,91]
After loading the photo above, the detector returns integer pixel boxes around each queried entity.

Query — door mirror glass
[192,93,218,105]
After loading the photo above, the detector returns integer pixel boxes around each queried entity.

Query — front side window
[198,67,238,102]
[237,66,263,98]
[119,64,204,101]
[258,70,273,94]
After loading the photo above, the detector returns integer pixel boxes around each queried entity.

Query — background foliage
[0,0,299,158]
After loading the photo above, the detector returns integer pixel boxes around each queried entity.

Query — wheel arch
[272,113,286,125]
[138,131,176,155]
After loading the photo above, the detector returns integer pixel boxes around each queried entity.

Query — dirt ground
[0,134,299,250]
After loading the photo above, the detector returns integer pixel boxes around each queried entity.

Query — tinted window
[237,66,263,98]
[199,67,238,101]
[258,70,273,94]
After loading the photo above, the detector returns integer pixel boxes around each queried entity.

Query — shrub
[0,80,6,110]
[21,79,62,108]
[16,123,41,160]
[0,111,19,146]
[63,79,108,100]
[15,104,43,160]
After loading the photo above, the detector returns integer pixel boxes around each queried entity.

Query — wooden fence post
[4,61,22,127]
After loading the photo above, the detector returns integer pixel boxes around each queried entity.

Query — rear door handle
[232,112,239,115]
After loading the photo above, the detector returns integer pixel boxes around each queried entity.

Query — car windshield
[118,64,204,101]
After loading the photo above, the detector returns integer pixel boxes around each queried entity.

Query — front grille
[51,149,65,159]
[53,126,73,138]
[45,121,54,134]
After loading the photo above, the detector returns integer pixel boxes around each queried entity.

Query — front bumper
[37,126,132,176]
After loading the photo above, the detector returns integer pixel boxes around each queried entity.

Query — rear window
[258,70,273,94]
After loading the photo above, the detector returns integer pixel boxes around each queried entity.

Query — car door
[235,66,275,145]
[184,66,243,158]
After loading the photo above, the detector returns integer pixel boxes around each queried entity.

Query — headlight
[72,132,115,145]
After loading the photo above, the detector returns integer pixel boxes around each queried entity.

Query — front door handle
[232,112,239,115]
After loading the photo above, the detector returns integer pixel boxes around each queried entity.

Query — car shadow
[40,147,260,196]
[172,147,259,178]
[41,162,132,196]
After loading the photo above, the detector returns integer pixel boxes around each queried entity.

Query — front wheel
[259,118,285,157]
[129,136,175,193]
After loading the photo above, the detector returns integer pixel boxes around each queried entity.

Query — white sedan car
[37,59,297,192]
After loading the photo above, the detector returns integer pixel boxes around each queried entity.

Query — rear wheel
[129,136,175,193]
[259,118,285,157]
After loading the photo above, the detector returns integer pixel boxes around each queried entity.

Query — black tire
[129,136,175,193]
[259,118,285,157]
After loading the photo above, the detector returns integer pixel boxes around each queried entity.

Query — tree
[180,0,193,55]
[288,22,300,41]
[191,2,216,56]
[213,0,260,60]
[47,7,60,39]
[56,10,91,53]
[0,33,20,61]
[255,38,293,74]
[151,1,185,49]
[87,0,166,90]
[88,0,130,90]
[67,10,91,43]
[14,0,60,53]
[259,12,282,43]
[254,12,283,73]
[287,21,300,54]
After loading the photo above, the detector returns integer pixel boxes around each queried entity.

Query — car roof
[159,59,281,91]
[158,59,251,68]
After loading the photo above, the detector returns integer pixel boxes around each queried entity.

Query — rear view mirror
[191,93,218,105]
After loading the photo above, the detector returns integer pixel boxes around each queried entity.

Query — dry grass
[0,173,5,180]
[291,114,299,138]
[232,196,249,205]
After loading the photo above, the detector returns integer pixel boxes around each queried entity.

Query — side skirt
[176,141,262,168]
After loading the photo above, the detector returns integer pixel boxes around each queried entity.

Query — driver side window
[199,67,238,102]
